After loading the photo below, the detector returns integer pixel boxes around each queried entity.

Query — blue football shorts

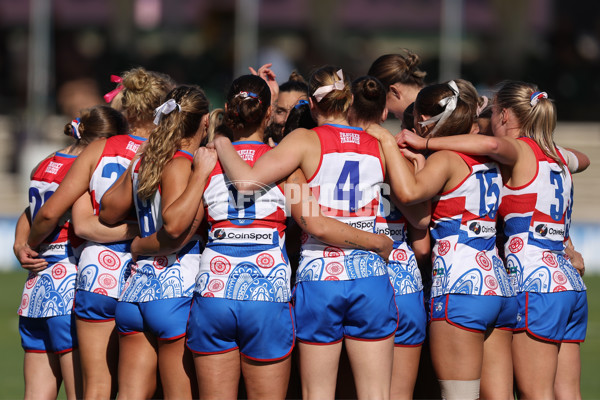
[294,274,398,344]
[515,290,587,343]
[186,295,295,362]
[115,297,192,340]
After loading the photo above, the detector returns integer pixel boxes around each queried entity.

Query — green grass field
[1,270,599,399]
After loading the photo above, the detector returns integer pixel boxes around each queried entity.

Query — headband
[70,118,82,140]
[153,99,181,125]
[103,75,124,103]
[312,69,345,102]
[530,91,548,107]
[419,80,460,135]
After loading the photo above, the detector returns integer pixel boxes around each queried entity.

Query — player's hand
[396,129,426,150]
[399,148,426,173]
[375,234,394,262]
[565,243,585,277]
[365,124,395,143]
[15,243,48,273]
[193,147,218,178]
[249,63,279,104]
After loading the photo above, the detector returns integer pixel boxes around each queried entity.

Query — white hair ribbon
[312,69,345,102]
[530,91,548,107]
[419,80,460,135]
[153,98,181,125]
[70,118,82,140]
[476,95,489,118]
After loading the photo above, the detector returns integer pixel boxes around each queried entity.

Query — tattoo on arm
[299,216,307,227]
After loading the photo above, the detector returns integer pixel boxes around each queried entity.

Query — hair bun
[122,68,151,93]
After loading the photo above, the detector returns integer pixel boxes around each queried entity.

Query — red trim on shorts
[524,292,560,344]
[75,316,115,323]
[345,331,396,342]
[526,328,561,344]
[187,345,239,356]
[25,346,75,354]
[118,330,141,336]
[242,343,294,363]
[443,294,484,334]
[157,332,186,342]
[496,326,515,332]
[55,347,75,354]
[296,337,343,346]
[242,302,296,362]
[562,339,584,343]
[394,342,424,348]
[391,281,400,331]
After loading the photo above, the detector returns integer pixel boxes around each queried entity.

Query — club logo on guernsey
[237,149,255,161]
[45,161,63,175]
[339,132,360,144]
[126,140,140,153]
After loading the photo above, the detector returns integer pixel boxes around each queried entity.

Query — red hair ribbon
[103,75,124,103]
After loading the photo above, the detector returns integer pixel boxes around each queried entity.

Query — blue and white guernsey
[19,153,83,318]
[77,134,145,299]
[196,141,290,302]
[119,150,201,302]
[500,138,585,294]
[297,124,386,282]
[430,152,513,298]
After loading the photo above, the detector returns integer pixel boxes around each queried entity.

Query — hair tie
[234,91,262,104]
[530,91,548,107]
[476,95,489,118]
[312,69,345,102]
[103,75,124,103]
[153,99,181,125]
[295,99,309,109]
[70,118,82,140]
[419,80,460,135]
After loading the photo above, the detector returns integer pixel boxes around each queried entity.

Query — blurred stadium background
[0,0,599,398]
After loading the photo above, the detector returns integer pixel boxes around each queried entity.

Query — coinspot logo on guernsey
[467,220,496,237]
[213,229,226,240]
[533,221,565,240]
